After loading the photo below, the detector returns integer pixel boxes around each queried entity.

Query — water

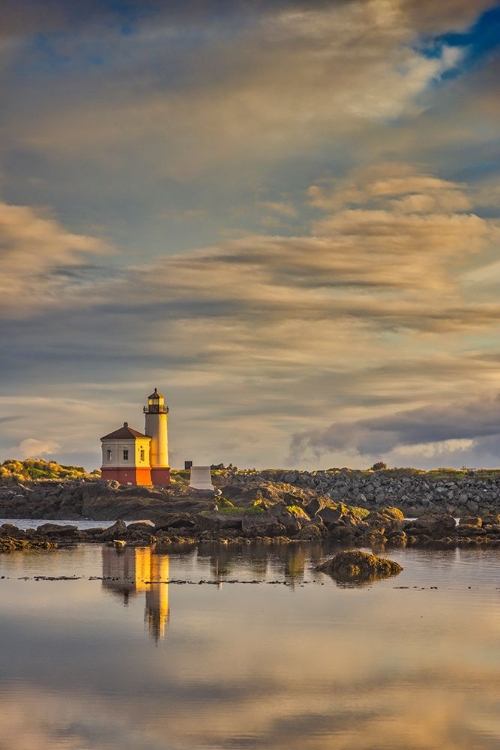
[0,518,153,530]
[0,540,499,749]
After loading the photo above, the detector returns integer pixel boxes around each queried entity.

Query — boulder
[317,549,403,582]
[296,523,326,541]
[268,502,304,535]
[404,513,456,538]
[316,506,344,526]
[196,512,244,532]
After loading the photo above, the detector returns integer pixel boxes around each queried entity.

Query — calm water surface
[0,539,499,750]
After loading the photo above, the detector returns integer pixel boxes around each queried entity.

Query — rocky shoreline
[1,478,500,551]
[2,468,500,518]
[1,470,500,551]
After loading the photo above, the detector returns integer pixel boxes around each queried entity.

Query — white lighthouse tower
[144,387,171,485]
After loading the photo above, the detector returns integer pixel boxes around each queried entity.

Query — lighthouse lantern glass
[149,396,162,413]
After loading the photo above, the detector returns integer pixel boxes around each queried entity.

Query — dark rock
[196,512,244,532]
[296,523,326,541]
[360,529,388,547]
[100,520,127,540]
[36,523,79,537]
[405,513,456,537]
[317,506,344,526]
[155,513,198,531]
[328,524,357,543]
[241,511,287,538]
[459,515,482,527]
[127,521,155,531]
[268,502,304,535]
[80,527,106,539]
[386,530,407,547]
[0,523,22,537]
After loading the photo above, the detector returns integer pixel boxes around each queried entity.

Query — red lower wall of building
[101,466,152,486]
[151,467,171,486]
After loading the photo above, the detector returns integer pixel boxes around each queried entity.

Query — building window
[123,449,129,461]
[107,449,112,462]
[140,448,145,462]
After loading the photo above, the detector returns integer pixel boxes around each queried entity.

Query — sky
[1,0,500,472]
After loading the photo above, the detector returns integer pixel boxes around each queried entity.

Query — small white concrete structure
[189,465,214,490]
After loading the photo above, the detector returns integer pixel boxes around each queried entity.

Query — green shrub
[0,458,94,484]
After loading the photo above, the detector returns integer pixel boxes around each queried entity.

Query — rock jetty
[219,468,500,517]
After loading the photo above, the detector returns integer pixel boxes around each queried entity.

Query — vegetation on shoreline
[0,459,99,484]
[3,458,500,488]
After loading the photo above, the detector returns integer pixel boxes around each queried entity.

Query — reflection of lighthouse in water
[145,553,170,641]
[102,547,170,641]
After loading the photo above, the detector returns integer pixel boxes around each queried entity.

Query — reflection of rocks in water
[317,550,403,584]
[102,547,169,640]
[198,540,329,584]
[209,545,233,581]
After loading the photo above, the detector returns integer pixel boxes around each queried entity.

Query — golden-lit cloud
[119,164,499,340]
[0,202,111,315]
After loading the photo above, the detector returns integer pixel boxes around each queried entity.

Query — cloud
[289,393,500,464]
[1,161,482,358]
[308,163,474,211]
[115,163,499,341]
[9,438,61,460]
[1,0,474,181]
[257,201,298,217]
[2,156,500,469]
[0,202,112,316]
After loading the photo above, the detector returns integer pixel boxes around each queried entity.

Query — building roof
[101,422,150,441]
[148,387,164,400]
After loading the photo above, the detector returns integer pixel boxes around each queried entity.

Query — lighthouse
[144,388,171,486]
[100,388,171,487]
